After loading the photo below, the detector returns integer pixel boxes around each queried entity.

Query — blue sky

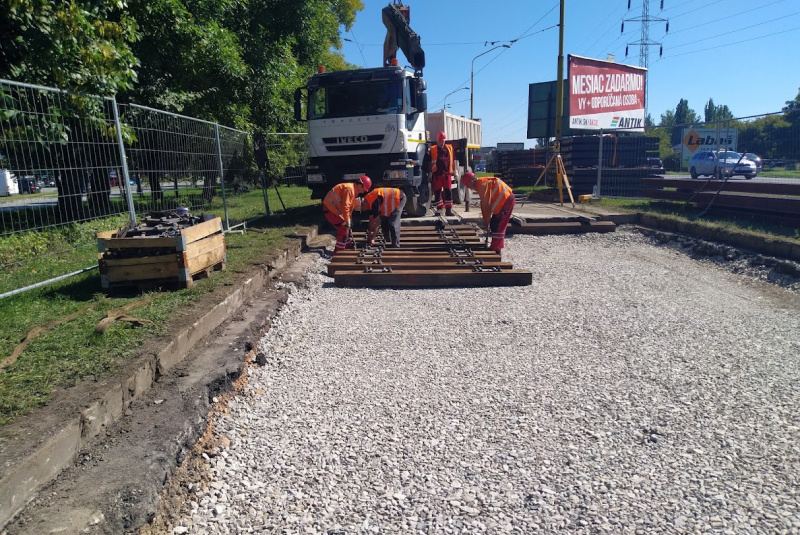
[338,0,800,148]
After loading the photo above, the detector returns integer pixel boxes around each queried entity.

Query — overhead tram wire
[431,7,560,110]
[342,31,368,67]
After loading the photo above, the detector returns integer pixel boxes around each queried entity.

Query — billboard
[496,142,525,151]
[568,55,646,131]
[680,127,738,164]
[526,80,572,139]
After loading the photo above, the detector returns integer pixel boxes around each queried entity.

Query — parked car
[688,150,757,180]
[646,157,665,176]
[474,162,486,172]
[743,153,763,172]
[18,175,42,193]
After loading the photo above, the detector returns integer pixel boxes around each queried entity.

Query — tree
[783,86,800,126]
[0,0,139,95]
[671,99,698,146]
[659,109,675,127]
[704,98,734,123]
[674,99,698,126]
[704,98,716,122]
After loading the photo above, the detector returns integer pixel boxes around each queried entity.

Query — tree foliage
[0,0,140,95]
[0,0,364,132]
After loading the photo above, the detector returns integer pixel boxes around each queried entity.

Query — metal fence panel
[0,80,128,236]
[0,78,312,296]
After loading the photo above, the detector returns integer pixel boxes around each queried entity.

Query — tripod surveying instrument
[525,140,575,207]
[525,0,574,208]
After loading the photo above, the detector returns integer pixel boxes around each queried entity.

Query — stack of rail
[558,136,660,196]
[329,224,532,288]
[496,149,547,188]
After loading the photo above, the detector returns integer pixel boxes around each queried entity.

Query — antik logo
[610,116,643,129]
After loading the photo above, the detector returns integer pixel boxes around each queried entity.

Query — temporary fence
[0,78,309,296]
[495,111,799,200]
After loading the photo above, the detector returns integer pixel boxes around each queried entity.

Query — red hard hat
[359,175,372,191]
[436,131,446,143]
[461,172,475,188]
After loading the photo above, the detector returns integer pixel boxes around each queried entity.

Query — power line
[667,12,800,49]
[667,0,789,35]
[623,1,669,119]
[656,25,800,59]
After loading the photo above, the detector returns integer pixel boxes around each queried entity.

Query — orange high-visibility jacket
[322,182,357,221]
[430,143,454,175]
[475,176,513,224]
[363,187,402,217]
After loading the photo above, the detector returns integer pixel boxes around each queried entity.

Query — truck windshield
[309,80,404,119]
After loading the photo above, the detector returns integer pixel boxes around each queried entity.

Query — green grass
[758,169,800,179]
[596,197,800,241]
[0,185,320,426]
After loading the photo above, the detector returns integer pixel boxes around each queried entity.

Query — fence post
[596,129,603,198]
[213,123,230,231]
[112,96,137,225]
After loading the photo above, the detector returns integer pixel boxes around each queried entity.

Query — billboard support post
[555,0,565,142]
[596,129,603,198]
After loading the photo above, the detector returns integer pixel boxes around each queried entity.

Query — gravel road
[170,227,800,534]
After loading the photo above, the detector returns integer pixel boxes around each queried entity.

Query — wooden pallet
[97,217,226,292]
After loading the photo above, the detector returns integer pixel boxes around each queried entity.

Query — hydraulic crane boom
[382,2,425,76]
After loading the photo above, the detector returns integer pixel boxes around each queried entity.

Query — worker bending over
[461,171,515,253]
[362,187,406,248]
[430,131,455,216]
[322,175,371,253]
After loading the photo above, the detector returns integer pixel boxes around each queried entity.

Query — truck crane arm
[382,2,425,76]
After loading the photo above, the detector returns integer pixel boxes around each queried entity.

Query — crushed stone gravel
[168,227,800,534]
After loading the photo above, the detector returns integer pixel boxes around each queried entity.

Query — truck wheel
[404,192,420,217]
[452,182,464,204]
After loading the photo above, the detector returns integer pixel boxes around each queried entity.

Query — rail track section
[329,224,533,288]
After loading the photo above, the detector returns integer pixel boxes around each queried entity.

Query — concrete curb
[0,227,318,530]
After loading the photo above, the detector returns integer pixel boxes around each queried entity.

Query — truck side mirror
[416,92,427,113]
[294,88,304,121]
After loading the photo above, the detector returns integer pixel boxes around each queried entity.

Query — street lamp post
[442,87,468,113]
[470,44,510,120]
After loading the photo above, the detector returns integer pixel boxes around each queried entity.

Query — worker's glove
[344,220,351,229]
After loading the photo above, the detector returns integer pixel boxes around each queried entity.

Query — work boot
[445,207,454,216]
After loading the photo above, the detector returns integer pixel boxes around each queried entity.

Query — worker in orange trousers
[322,175,371,253]
[461,171,515,253]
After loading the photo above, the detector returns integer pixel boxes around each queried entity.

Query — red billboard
[568,55,646,131]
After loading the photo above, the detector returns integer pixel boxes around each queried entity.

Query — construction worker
[322,175,371,253]
[430,131,455,216]
[361,187,406,248]
[461,171,515,253]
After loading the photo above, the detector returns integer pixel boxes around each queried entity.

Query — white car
[688,150,757,180]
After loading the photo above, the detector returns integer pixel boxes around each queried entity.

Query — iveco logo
[336,136,368,143]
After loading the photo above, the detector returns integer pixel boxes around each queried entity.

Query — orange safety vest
[363,187,402,217]
[475,176,513,218]
[322,182,357,220]
[430,143,454,175]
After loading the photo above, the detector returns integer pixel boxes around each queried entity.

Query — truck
[294,1,478,216]
[0,170,19,196]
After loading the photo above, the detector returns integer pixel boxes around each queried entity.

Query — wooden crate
[97,217,226,292]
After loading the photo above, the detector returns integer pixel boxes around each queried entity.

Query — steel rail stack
[329,224,533,288]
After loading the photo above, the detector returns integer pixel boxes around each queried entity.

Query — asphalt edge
[0,226,319,530]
